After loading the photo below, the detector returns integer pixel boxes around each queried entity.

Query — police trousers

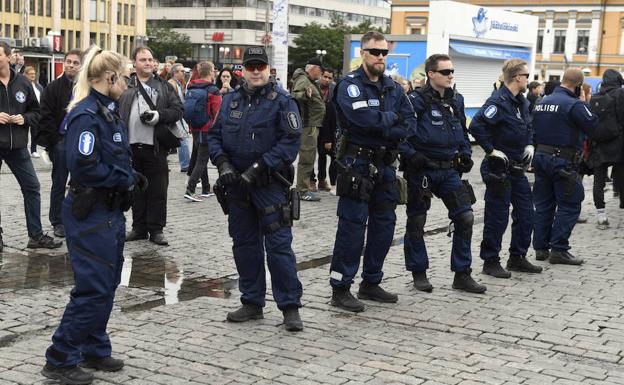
[479,159,534,261]
[330,158,399,288]
[532,153,584,252]
[227,182,302,310]
[45,194,125,367]
[404,169,473,273]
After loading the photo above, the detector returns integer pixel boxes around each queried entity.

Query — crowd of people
[0,31,622,384]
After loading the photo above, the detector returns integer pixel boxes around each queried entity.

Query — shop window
[576,30,589,54]
[536,30,544,53]
[553,30,566,53]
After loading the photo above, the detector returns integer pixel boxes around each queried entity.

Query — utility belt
[344,143,398,167]
[334,158,397,207]
[424,158,454,170]
[536,144,581,163]
[69,185,131,220]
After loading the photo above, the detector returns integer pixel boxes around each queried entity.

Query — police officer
[532,68,597,265]
[469,58,542,278]
[403,54,485,294]
[329,31,416,312]
[208,47,304,332]
[42,47,147,385]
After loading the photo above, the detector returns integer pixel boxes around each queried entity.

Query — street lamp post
[315,49,327,64]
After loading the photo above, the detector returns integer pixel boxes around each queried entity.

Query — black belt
[536,144,580,162]
[424,158,454,170]
[131,143,154,149]
[344,143,377,161]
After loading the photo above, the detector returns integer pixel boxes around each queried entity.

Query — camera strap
[136,79,157,110]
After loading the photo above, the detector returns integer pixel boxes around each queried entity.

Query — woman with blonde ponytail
[42,47,146,385]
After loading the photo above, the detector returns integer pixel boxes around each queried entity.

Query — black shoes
[357,281,398,303]
[149,232,169,246]
[0,233,3,252]
[282,307,304,332]
[535,249,550,261]
[482,259,511,278]
[412,271,433,292]
[81,356,124,372]
[453,269,487,293]
[331,286,365,312]
[53,224,66,238]
[41,363,94,385]
[549,250,584,265]
[507,255,543,273]
[226,304,264,322]
[27,233,63,249]
[125,230,148,242]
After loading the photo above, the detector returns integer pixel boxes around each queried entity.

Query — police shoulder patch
[78,131,95,156]
[287,112,300,130]
[347,84,361,98]
[484,105,498,119]
[113,132,122,142]
[15,91,26,103]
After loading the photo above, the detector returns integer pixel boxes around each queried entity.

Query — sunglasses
[363,48,389,57]
[516,73,530,78]
[434,69,455,76]
[244,63,268,72]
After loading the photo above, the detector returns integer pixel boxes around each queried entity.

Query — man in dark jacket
[0,42,62,249]
[118,46,183,246]
[36,49,82,238]
[588,69,624,228]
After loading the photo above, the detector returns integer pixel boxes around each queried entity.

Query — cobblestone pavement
[1,146,623,384]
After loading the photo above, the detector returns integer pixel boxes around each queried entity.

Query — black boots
[482,259,511,278]
[357,281,398,303]
[535,249,550,261]
[41,363,94,385]
[81,356,125,372]
[331,286,365,312]
[282,307,304,332]
[507,255,543,273]
[453,269,487,293]
[226,303,264,322]
[412,271,433,292]
[549,250,584,265]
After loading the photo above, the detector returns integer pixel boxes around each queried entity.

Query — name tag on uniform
[230,111,243,119]
[352,101,368,110]
[431,110,442,117]
[368,99,380,107]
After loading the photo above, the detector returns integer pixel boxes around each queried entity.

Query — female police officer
[42,47,146,385]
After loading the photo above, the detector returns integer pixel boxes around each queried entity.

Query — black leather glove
[216,158,240,186]
[240,160,266,189]
[456,154,474,173]
[408,153,428,173]
[133,171,149,193]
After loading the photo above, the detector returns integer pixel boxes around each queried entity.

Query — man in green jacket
[292,57,326,201]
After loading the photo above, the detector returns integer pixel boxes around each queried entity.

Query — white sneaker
[597,212,609,229]
[31,152,40,158]
[329,187,337,196]
[201,192,215,198]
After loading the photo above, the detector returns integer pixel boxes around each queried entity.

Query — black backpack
[588,90,622,142]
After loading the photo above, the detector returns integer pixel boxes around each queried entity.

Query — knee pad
[406,214,426,240]
[453,210,474,240]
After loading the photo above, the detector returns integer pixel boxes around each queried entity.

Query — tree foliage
[147,19,193,61]
[289,14,387,74]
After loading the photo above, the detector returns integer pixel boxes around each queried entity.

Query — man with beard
[329,31,416,312]
[402,54,484,293]
[470,58,543,278]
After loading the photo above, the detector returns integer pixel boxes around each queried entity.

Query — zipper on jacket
[4,86,13,150]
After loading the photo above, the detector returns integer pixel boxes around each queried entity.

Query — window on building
[124,4,128,25]
[99,0,105,21]
[29,0,34,14]
[576,30,589,54]
[61,0,65,17]
[90,0,96,20]
[13,25,18,38]
[76,0,80,18]
[117,36,121,53]
[100,33,106,49]
[89,32,96,45]
[536,29,544,53]
[553,30,566,53]
[13,0,18,13]
[117,2,121,24]
[68,31,73,49]
[5,25,10,38]
[46,0,50,15]
[76,31,81,49]
[130,5,135,26]
[68,0,73,18]
[29,27,35,37]
[4,0,9,12]
[37,0,42,15]
[38,27,43,37]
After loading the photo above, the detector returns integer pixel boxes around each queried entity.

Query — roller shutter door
[451,55,505,109]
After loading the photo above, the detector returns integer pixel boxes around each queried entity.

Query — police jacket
[291,68,325,128]
[333,66,416,151]
[469,85,531,161]
[0,68,40,150]
[532,86,597,151]
[207,80,302,173]
[37,73,73,149]
[65,90,135,191]
[407,83,470,160]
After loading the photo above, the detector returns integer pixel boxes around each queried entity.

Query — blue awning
[450,40,531,61]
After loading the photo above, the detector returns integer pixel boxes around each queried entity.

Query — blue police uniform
[208,81,303,310]
[532,86,597,252]
[330,66,416,288]
[469,85,534,262]
[45,90,135,367]
[404,84,475,273]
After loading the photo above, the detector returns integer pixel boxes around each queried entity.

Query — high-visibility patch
[484,105,498,119]
[78,131,95,155]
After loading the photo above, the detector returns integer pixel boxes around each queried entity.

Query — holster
[289,188,300,220]
[558,168,578,198]
[409,184,433,210]
[71,188,99,220]
[336,161,374,203]
[214,180,229,215]
[462,180,477,205]
[486,172,510,198]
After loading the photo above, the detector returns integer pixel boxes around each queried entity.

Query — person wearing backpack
[184,61,222,201]
[588,69,624,228]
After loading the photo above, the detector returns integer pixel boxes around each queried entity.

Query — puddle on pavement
[0,251,238,311]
